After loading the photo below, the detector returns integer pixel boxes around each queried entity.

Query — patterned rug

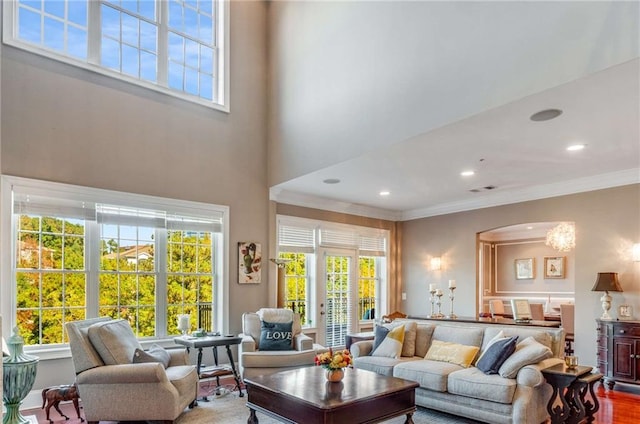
[175,389,483,424]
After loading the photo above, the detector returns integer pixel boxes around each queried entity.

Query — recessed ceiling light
[323,178,341,184]
[379,191,390,196]
[530,109,563,122]
[566,144,586,151]
[461,170,475,177]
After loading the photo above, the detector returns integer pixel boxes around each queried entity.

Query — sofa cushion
[448,367,517,404]
[476,336,518,374]
[476,330,505,364]
[385,321,417,357]
[425,340,479,368]
[393,359,463,392]
[87,319,142,365]
[372,324,405,358]
[259,321,293,351]
[498,336,552,378]
[432,325,484,348]
[414,324,436,358]
[132,344,171,368]
[482,327,552,351]
[353,356,404,377]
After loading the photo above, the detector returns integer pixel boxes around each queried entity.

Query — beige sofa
[351,319,564,424]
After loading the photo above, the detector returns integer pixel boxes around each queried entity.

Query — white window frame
[0,175,230,358]
[2,0,230,112]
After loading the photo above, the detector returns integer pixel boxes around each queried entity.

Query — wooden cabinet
[596,319,640,389]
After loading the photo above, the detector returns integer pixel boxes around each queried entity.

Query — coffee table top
[245,366,418,408]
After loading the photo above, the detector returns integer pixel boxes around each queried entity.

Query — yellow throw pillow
[425,340,480,368]
[371,324,405,358]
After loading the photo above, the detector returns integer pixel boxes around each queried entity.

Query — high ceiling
[269,2,640,221]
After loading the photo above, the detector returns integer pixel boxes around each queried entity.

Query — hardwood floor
[22,381,640,423]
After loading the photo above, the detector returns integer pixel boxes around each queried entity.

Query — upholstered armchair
[65,317,198,424]
[238,308,325,379]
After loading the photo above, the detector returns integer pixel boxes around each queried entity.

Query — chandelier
[545,222,575,252]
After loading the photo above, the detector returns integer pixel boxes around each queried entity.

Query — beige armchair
[238,308,325,379]
[65,317,198,424]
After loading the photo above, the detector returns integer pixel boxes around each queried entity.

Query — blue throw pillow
[476,336,519,374]
[372,325,390,353]
[259,320,293,351]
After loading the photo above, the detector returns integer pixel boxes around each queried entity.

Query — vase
[326,368,344,382]
[3,327,39,424]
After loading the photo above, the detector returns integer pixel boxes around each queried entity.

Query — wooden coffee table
[245,366,419,423]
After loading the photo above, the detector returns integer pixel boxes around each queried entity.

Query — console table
[174,335,244,398]
[408,315,561,328]
[596,319,640,389]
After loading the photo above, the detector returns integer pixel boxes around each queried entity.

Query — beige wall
[402,184,640,367]
[0,1,269,391]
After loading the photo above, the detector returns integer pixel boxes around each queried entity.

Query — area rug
[175,390,482,424]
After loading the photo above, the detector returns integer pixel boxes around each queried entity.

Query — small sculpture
[41,383,84,423]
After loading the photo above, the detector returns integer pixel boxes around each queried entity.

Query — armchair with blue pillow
[238,308,325,379]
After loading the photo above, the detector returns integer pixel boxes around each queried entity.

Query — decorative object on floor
[238,242,262,284]
[3,327,39,424]
[544,256,566,278]
[591,272,623,320]
[177,313,191,335]
[41,383,83,424]
[514,258,534,279]
[545,222,575,252]
[315,348,352,382]
[447,280,457,319]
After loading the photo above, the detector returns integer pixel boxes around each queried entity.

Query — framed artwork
[511,299,532,321]
[515,258,535,280]
[544,256,565,279]
[618,304,633,320]
[238,242,262,284]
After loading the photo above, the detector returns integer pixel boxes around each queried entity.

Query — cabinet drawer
[613,325,640,337]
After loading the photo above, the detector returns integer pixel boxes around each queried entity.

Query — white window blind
[359,235,386,257]
[278,224,315,253]
[319,229,358,248]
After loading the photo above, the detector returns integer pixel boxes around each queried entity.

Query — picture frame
[511,299,533,321]
[238,242,262,284]
[514,258,535,280]
[544,256,565,279]
[618,304,633,320]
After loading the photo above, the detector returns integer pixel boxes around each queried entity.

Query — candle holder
[447,287,457,319]
[434,291,444,318]
[428,289,436,318]
[177,314,191,336]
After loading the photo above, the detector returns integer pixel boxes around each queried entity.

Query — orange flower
[315,348,352,370]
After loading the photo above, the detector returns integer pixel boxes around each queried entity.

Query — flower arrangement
[315,348,352,371]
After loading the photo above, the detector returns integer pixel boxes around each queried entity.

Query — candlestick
[435,290,444,318]
[448,279,456,289]
[447,286,457,319]
[428,288,436,318]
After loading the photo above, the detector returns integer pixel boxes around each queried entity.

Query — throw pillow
[372,325,390,352]
[372,324,405,358]
[498,336,553,378]
[475,330,506,365]
[259,320,293,351]
[385,321,417,357]
[132,344,171,369]
[476,336,519,374]
[425,340,480,368]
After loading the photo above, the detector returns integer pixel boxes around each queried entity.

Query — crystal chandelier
[545,222,575,252]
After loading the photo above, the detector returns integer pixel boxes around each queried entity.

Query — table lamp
[591,272,623,320]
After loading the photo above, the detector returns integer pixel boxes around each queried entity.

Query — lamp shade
[591,272,623,292]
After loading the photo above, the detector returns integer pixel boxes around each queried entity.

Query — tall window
[3,176,228,348]
[279,252,309,325]
[3,0,228,109]
[359,256,378,321]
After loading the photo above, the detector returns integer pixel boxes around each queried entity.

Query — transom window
[3,0,228,110]
[2,176,229,349]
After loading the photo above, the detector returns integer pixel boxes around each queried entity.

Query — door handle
[320,311,325,315]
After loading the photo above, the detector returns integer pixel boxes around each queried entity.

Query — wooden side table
[541,363,602,424]
[345,331,375,351]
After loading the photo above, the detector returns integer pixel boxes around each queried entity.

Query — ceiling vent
[469,185,497,193]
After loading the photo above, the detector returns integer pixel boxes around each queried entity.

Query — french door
[316,248,358,348]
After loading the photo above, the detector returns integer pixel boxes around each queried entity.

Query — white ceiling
[269,2,640,221]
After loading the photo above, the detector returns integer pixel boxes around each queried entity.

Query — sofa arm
[239,333,256,353]
[294,333,313,351]
[77,363,169,385]
[167,347,189,366]
[350,340,373,358]
[517,357,564,387]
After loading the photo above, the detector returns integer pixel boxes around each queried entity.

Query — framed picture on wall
[238,242,262,284]
[544,256,565,279]
[514,258,535,280]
